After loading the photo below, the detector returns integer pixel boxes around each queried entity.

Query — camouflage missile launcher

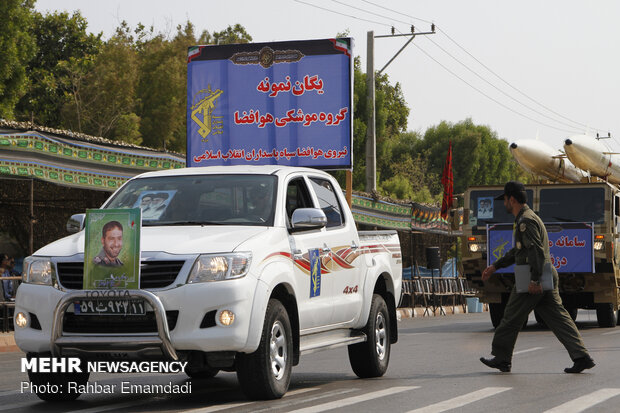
[461,181,620,328]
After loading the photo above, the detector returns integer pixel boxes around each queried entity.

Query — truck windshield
[539,187,605,224]
[105,174,278,226]
[469,189,534,226]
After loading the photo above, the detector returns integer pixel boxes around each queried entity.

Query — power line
[411,42,578,134]
[423,36,582,131]
[357,0,609,134]
[292,0,392,28]
[358,0,434,25]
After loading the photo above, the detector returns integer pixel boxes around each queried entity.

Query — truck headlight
[23,257,54,286]
[593,241,604,251]
[468,243,487,253]
[187,253,252,283]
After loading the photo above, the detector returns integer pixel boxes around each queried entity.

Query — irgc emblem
[191,86,224,141]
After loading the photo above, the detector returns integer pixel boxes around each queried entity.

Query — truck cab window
[285,178,313,222]
[309,178,344,228]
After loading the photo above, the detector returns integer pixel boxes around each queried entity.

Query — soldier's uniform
[93,250,123,267]
[491,203,590,364]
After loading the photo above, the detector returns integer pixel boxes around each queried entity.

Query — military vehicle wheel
[236,299,292,400]
[489,302,505,328]
[565,306,578,322]
[596,303,617,328]
[348,294,391,378]
[534,309,547,328]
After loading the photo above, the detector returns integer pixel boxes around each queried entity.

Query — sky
[35,0,620,153]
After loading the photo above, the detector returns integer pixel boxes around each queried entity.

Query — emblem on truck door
[309,249,321,298]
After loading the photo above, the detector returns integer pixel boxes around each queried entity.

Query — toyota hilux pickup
[15,165,402,401]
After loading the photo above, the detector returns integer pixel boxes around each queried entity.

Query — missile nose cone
[565,139,573,145]
[510,142,518,149]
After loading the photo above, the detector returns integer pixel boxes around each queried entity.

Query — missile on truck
[509,139,584,183]
[460,181,620,329]
[564,134,620,184]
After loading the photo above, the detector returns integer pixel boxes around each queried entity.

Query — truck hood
[35,226,270,257]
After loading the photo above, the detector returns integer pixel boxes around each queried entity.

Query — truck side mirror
[291,208,327,232]
[66,213,86,233]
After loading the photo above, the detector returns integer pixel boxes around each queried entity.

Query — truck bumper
[14,277,260,359]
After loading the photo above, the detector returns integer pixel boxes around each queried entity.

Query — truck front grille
[56,261,185,290]
[62,310,179,334]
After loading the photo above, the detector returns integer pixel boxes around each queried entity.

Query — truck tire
[489,302,505,328]
[348,294,391,378]
[236,299,292,400]
[27,357,90,401]
[565,306,578,322]
[185,366,219,379]
[596,303,617,328]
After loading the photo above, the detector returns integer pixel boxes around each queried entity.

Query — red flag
[441,141,453,219]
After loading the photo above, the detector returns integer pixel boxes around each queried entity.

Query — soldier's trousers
[491,281,589,362]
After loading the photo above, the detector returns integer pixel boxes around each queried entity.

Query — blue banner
[487,223,594,273]
[187,39,353,169]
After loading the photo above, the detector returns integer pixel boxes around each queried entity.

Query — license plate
[74,299,146,316]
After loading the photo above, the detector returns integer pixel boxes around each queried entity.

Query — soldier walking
[480,181,595,373]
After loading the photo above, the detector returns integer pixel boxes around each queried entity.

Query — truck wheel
[489,302,505,328]
[565,306,578,322]
[596,303,617,328]
[27,357,90,401]
[348,294,391,378]
[534,309,547,328]
[236,299,292,400]
[185,366,219,379]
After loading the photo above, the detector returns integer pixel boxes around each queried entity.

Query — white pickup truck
[15,165,402,401]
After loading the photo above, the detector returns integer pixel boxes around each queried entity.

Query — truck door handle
[350,241,359,250]
[321,244,331,254]
[293,249,303,260]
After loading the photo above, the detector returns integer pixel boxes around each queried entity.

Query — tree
[198,24,253,45]
[61,24,141,144]
[418,119,528,195]
[16,10,102,126]
[0,0,36,119]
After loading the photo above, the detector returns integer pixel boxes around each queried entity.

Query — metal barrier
[400,276,477,315]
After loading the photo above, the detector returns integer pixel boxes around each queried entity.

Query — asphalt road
[0,310,618,412]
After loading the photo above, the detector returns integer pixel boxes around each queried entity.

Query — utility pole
[365,25,435,193]
[365,31,376,193]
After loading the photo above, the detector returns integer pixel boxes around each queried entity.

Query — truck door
[286,176,334,331]
[307,176,362,325]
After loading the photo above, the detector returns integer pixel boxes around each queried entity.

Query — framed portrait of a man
[83,208,141,289]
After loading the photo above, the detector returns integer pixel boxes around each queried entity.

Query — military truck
[461,181,620,328]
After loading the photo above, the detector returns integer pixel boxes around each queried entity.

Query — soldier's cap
[495,181,527,202]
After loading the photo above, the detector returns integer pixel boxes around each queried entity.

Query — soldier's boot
[564,356,595,373]
[480,357,511,372]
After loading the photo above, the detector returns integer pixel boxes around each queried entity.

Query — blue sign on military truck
[187,38,353,169]
[487,222,594,273]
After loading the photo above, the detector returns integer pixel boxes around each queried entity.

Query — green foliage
[418,119,527,195]
[0,0,36,119]
[61,26,139,140]
[15,10,102,126]
[198,23,253,45]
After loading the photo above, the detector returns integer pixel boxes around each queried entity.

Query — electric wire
[293,0,612,143]
[411,41,578,134]
[292,0,392,28]
[357,0,610,135]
